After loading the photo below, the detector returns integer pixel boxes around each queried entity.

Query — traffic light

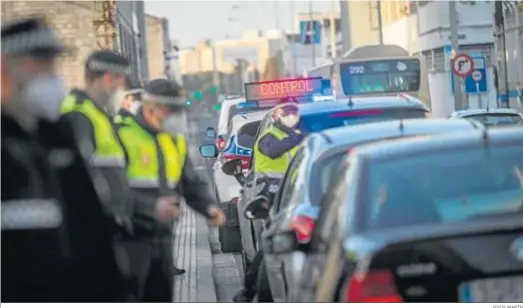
[210,86,218,94]
[193,91,203,101]
[212,103,222,111]
[185,100,192,107]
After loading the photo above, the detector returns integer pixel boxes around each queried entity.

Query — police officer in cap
[60,52,182,300]
[115,78,226,302]
[1,17,127,302]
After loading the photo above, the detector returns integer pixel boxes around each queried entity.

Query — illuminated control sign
[244,77,323,101]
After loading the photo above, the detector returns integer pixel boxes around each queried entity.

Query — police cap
[85,50,130,75]
[143,79,186,107]
[1,17,64,58]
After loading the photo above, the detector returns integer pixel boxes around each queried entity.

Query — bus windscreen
[340,59,421,96]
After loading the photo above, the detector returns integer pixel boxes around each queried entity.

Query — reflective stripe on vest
[61,94,125,167]
[253,125,300,176]
[117,118,187,189]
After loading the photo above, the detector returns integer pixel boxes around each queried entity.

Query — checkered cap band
[1,27,61,55]
[86,59,131,74]
[142,91,186,106]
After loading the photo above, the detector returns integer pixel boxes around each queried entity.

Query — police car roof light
[244,77,324,102]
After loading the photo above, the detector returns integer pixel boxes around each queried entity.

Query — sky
[145,1,333,48]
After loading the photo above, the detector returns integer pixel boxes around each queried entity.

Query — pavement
[170,118,244,302]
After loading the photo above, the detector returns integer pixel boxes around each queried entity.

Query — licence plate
[459,275,523,302]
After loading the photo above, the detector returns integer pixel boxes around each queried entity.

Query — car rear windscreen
[362,144,523,231]
[236,121,261,148]
[299,108,427,133]
[465,113,522,126]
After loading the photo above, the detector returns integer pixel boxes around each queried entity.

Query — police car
[209,77,431,270]
[252,118,484,302]
[294,127,523,303]
[201,110,267,252]
[448,108,523,127]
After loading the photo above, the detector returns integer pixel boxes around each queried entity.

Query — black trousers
[244,250,264,290]
[122,235,174,302]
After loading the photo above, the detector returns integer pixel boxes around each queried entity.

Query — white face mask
[161,112,187,136]
[130,101,142,114]
[107,89,126,115]
[280,114,299,128]
[21,74,66,122]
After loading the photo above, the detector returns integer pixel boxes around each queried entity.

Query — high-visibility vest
[116,117,187,189]
[61,94,126,167]
[253,125,300,178]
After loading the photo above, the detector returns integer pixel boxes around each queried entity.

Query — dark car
[275,126,523,302]
[258,118,485,302]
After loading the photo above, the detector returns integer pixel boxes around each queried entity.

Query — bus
[305,44,431,107]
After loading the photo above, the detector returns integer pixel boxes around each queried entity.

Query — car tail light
[222,154,251,170]
[342,269,403,303]
[217,136,226,151]
[290,215,315,243]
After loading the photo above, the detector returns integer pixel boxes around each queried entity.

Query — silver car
[256,118,485,302]
[448,108,523,126]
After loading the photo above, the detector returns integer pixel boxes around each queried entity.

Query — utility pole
[495,1,510,108]
[376,0,384,45]
[329,0,337,58]
[339,0,351,55]
[291,0,297,76]
[449,0,464,110]
[309,0,316,67]
[211,41,219,93]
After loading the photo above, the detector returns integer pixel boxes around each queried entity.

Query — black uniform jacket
[1,112,126,302]
[61,89,140,228]
[117,109,217,236]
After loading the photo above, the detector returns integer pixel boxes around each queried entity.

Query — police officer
[1,18,126,302]
[115,78,226,302]
[233,102,305,302]
[60,51,181,300]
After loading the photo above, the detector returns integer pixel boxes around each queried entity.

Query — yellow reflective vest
[116,117,188,189]
[61,94,126,167]
[253,125,300,178]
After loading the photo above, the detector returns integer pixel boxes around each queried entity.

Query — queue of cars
[200,77,523,302]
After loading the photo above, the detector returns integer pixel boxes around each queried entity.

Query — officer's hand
[155,196,180,222]
[207,206,226,227]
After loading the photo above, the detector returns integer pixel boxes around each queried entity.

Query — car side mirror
[263,231,299,254]
[199,144,218,159]
[206,127,217,138]
[244,196,270,220]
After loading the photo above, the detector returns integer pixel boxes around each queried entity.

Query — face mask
[21,74,66,122]
[130,101,142,114]
[107,89,126,115]
[280,114,299,128]
[161,112,187,136]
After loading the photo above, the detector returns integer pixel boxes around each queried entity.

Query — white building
[381,1,497,117]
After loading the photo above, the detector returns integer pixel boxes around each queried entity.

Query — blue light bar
[237,102,257,109]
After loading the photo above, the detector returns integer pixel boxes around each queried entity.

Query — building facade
[381,0,498,116]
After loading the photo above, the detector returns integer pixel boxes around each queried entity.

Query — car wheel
[255,261,273,302]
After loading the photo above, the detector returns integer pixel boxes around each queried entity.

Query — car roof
[304,118,483,162]
[450,108,522,117]
[293,95,427,116]
[230,110,267,132]
[353,126,523,162]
